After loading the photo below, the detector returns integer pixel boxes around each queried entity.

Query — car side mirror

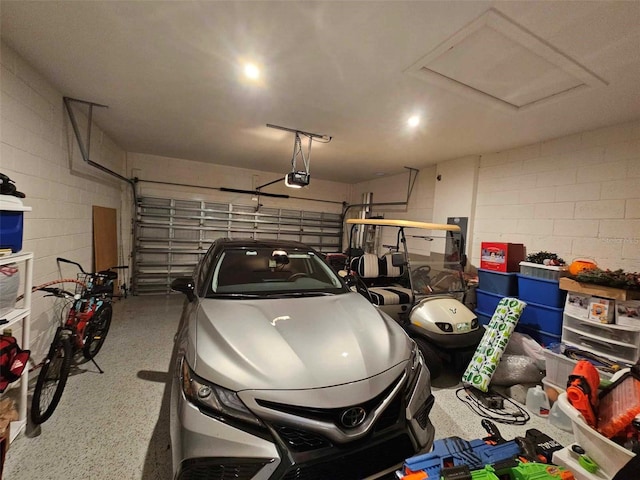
[171,277,196,302]
[391,252,406,267]
[343,274,357,287]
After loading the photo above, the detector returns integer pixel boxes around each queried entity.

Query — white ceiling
[2,1,639,183]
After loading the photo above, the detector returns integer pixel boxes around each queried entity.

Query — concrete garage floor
[4,295,573,479]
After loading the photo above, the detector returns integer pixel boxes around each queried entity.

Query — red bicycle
[30,258,124,424]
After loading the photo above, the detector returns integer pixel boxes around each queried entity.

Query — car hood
[191,292,410,391]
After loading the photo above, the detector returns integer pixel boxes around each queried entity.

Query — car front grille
[177,457,271,480]
[414,394,435,429]
[373,393,402,432]
[280,434,414,480]
[270,387,405,453]
[274,425,332,452]
[256,374,402,426]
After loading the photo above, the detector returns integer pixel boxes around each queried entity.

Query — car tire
[414,337,443,379]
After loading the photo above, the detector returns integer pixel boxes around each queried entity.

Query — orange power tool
[566,360,600,427]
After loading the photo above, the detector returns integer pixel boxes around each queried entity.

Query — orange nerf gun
[566,360,600,427]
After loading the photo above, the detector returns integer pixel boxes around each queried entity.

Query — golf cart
[345,218,483,378]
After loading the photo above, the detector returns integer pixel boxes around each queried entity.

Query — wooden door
[93,206,118,272]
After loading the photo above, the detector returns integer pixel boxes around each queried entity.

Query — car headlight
[405,341,423,396]
[435,322,454,332]
[181,357,263,427]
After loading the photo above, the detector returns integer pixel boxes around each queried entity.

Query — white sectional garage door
[134,196,343,294]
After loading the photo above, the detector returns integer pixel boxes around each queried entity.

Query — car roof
[215,238,316,250]
[345,218,461,232]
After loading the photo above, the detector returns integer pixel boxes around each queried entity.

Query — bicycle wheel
[31,335,72,425]
[82,303,112,359]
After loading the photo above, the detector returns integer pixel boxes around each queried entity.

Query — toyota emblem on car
[340,407,366,428]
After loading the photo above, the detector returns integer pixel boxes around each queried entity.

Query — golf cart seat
[352,253,413,306]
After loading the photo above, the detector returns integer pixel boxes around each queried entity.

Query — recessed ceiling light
[244,63,260,80]
[407,115,420,127]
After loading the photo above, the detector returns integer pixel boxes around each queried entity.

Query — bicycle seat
[98,270,118,280]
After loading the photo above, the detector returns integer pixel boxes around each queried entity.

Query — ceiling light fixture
[243,63,260,80]
[408,115,420,127]
[266,124,332,188]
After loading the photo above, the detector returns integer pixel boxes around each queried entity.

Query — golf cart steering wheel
[288,272,309,281]
[412,265,432,291]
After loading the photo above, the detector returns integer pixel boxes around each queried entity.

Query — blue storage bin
[0,195,29,253]
[515,324,561,347]
[518,299,564,336]
[475,289,506,315]
[475,309,492,327]
[517,274,567,308]
[477,269,518,296]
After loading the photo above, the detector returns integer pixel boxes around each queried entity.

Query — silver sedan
[170,239,435,480]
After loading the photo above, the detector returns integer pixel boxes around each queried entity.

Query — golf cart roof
[346,218,461,232]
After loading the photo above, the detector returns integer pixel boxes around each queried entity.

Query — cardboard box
[616,300,640,327]
[559,277,640,301]
[565,292,591,319]
[588,296,614,324]
[480,242,525,272]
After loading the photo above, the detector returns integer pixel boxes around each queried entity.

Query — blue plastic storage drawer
[517,274,567,308]
[475,289,506,315]
[518,299,563,336]
[477,269,518,296]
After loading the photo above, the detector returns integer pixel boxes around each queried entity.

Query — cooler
[0,195,31,253]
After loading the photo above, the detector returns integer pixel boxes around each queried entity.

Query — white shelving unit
[0,251,33,442]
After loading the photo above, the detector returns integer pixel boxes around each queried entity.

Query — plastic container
[475,309,492,327]
[552,446,610,480]
[0,264,20,317]
[519,261,569,281]
[542,376,564,404]
[515,325,561,347]
[517,274,567,308]
[0,195,31,253]
[518,299,564,335]
[557,391,635,479]
[544,349,613,391]
[477,269,518,296]
[549,400,573,432]
[476,289,504,315]
[526,385,550,417]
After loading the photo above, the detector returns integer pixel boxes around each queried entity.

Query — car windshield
[209,247,346,296]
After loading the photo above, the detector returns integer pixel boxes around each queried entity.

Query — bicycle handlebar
[38,286,75,298]
[56,257,86,273]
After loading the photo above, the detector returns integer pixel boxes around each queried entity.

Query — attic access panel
[405,9,607,111]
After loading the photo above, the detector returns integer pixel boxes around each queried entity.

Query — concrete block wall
[1,42,127,358]
[472,120,640,272]
[349,166,437,256]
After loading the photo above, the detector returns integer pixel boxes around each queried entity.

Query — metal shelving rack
[134,197,342,294]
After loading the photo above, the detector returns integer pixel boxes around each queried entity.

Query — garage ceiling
[2,1,639,183]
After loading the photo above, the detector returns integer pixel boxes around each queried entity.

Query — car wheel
[414,337,443,379]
